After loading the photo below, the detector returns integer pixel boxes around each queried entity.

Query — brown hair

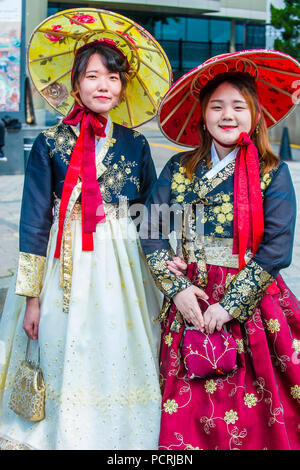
[182,72,279,179]
[70,43,130,105]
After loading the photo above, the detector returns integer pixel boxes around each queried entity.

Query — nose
[221,105,234,120]
[96,77,108,91]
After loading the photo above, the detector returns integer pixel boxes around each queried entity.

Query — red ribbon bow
[54,103,107,259]
[232,132,264,270]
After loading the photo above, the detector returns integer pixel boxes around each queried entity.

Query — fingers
[205,316,216,335]
[166,257,188,276]
[32,321,39,340]
[173,257,188,270]
[23,320,39,340]
[194,287,209,301]
[183,305,205,332]
[166,261,184,276]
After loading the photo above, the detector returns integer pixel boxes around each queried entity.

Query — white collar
[205,142,239,180]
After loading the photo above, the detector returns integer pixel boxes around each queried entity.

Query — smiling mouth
[95,96,111,100]
[219,125,237,130]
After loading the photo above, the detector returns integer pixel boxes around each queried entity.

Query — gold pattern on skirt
[54,199,132,313]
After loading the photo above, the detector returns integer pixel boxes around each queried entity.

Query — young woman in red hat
[141,49,300,450]
[0,8,172,450]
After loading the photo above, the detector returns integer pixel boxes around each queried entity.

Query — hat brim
[158,49,300,148]
[28,7,172,128]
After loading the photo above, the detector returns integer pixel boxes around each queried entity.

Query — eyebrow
[210,99,247,104]
[85,69,118,74]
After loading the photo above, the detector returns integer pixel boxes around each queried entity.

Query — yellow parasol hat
[27,8,172,127]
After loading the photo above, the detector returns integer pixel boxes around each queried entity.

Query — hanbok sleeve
[15,132,53,297]
[139,136,157,205]
[220,162,297,322]
[140,158,192,299]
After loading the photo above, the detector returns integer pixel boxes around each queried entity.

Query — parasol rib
[121,24,134,35]
[39,68,73,92]
[62,14,92,31]
[125,95,134,127]
[161,89,191,126]
[65,102,75,116]
[30,50,73,64]
[134,45,162,54]
[135,73,158,110]
[139,59,169,83]
[261,105,277,124]
[258,65,300,78]
[98,12,107,29]
[162,81,190,105]
[257,78,295,98]
[38,29,80,39]
[176,100,198,142]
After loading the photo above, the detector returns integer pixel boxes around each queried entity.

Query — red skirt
[159,264,300,450]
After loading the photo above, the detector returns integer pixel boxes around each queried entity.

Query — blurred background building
[29,0,268,79]
[0,0,298,176]
[25,0,271,126]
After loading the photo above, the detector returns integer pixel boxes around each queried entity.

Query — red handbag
[181,300,238,379]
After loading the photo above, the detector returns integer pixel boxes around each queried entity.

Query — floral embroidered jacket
[16,121,156,297]
[140,152,296,323]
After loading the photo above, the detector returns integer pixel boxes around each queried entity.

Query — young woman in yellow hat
[0,8,172,450]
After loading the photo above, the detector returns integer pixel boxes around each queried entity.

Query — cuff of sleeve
[145,249,192,299]
[15,252,46,297]
[219,259,274,323]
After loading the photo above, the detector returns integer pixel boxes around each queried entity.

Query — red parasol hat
[158,49,300,148]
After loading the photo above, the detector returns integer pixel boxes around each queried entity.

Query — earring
[203,123,206,131]
[255,126,259,135]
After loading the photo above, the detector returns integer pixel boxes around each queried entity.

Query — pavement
[0,119,299,312]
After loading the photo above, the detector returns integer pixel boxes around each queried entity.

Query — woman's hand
[166,257,188,276]
[203,302,232,334]
[173,285,208,332]
[23,297,40,340]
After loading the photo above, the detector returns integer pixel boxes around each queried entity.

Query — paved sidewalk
[0,122,299,312]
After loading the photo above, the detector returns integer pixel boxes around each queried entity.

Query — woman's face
[77,53,122,116]
[204,82,252,148]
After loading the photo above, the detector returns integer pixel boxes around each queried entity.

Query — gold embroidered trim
[204,236,239,268]
[53,200,130,224]
[193,161,236,200]
[15,253,46,297]
[219,259,274,322]
[59,216,73,314]
[145,248,192,299]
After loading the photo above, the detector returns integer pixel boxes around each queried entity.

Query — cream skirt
[0,210,162,450]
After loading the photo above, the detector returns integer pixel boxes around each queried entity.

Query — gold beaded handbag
[8,339,45,422]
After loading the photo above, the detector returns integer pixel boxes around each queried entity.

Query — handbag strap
[25,338,41,368]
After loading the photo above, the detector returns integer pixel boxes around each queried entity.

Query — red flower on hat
[116,30,136,46]
[70,14,96,24]
[99,38,117,46]
[44,25,64,42]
